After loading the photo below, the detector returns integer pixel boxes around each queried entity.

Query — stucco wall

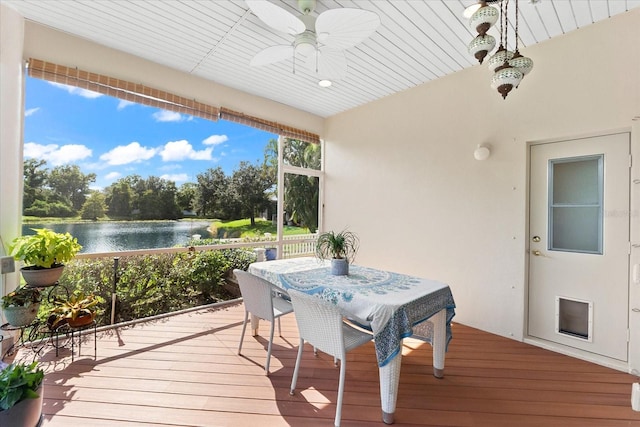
[323,9,640,343]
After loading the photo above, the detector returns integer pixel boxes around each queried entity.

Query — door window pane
[549,156,603,254]
[552,159,600,204]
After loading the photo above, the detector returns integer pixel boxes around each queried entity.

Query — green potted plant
[49,291,101,329]
[1,286,41,327]
[315,229,359,276]
[9,228,82,287]
[0,361,44,426]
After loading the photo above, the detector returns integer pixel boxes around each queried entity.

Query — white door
[528,133,630,361]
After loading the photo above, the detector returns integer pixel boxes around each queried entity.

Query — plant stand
[54,321,97,362]
[0,322,52,362]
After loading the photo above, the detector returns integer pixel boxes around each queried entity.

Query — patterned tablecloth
[248,257,456,367]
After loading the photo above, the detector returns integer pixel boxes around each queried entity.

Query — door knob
[532,250,541,256]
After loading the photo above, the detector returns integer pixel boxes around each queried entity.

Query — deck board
[8,301,640,426]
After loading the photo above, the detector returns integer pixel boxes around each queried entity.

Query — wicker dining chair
[288,289,373,427]
[235,269,294,375]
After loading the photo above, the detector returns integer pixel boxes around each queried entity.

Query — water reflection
[22,221,213,254]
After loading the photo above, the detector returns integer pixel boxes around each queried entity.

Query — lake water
[22,221,213,254]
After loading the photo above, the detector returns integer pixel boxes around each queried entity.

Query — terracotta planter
[0,384,43,427]
[3,303,41,327]
[67,312,95,328]
[20,265,65,287]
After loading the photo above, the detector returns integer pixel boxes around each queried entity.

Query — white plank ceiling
[2,0,639,118]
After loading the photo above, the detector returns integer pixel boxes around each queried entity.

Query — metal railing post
[111,257,119,325]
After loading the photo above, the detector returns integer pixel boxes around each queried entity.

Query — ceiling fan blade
[251,45,294,66]
[301,47,347,80]
[315,8,380,50]
[246,0,305,35]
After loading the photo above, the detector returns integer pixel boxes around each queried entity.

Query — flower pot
[265,248,277,261]
[20,265,65,287]
[3,303,41,327]
[67,312,95,328]
[331,258,349,276]
[0,384,43,427]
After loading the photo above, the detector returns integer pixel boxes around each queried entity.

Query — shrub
[221,248,257,274]
[53,249,240,325]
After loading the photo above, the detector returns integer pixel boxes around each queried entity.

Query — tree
[47,164,96,212]
[105,179,134,218]
[80,191,107,220]
[23,158,48,210]
[230,161,272,226]
[136,176,181,220]
[176,182,197,213]
[285,174,319,232]
[284,140,320,232]
[263,138,278,183]
[195,167,228,218]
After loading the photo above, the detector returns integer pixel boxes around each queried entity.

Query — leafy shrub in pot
[9,228,82,286]
[1,286,41,327]
[0,361,44,426]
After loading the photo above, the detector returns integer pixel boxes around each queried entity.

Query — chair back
[288,289,345,358]
[235,270,276,321]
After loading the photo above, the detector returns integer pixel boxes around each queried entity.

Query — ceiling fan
[246,0,380,80]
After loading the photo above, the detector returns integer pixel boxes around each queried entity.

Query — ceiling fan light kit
[467,0,534,99]
[246,0,380,82]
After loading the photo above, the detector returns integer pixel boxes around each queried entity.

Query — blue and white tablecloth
[248,257,456,367]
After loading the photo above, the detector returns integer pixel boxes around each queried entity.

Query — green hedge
[39,248,256,326]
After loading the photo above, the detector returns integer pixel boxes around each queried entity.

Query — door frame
[524,126,639,375]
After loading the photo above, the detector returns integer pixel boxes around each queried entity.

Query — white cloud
[24,142,92,166]
[25,107,40,117]
[49,82,102,99]
[152,110,184,122]
[105,172,122,181]
[159,140,213,161]
[100,142,157,165]
[117,100,135,110]
[203,134,228,146]
[160,173,189,183]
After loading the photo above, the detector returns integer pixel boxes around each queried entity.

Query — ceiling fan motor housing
[295,31,317,55]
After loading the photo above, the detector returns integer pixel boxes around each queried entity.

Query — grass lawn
[211,218,309,238]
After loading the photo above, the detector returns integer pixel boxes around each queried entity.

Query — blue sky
[24,77,277,190]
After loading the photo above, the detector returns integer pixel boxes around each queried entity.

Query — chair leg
[335,358,347,427]
[238,310,249,355]
[277,316,282,336]
[265,319,276,374]
[290,338,305,395]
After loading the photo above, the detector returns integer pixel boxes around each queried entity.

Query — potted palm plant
[315,229,359,276]
[0,361,44,427]
[1,286,41,327]
[49,291,101,330]
[9,228,82,287]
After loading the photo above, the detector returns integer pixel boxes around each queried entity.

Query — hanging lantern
[491,63,524,99]
[466,0,534,99]
[487,46,514,72]
[469,3,499,36]
[468,34,496,64]
[509,50,534,75]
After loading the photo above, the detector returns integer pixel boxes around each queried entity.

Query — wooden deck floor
[11,301,640,426]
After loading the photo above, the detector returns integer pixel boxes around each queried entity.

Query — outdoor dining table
[248,257,456,424]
